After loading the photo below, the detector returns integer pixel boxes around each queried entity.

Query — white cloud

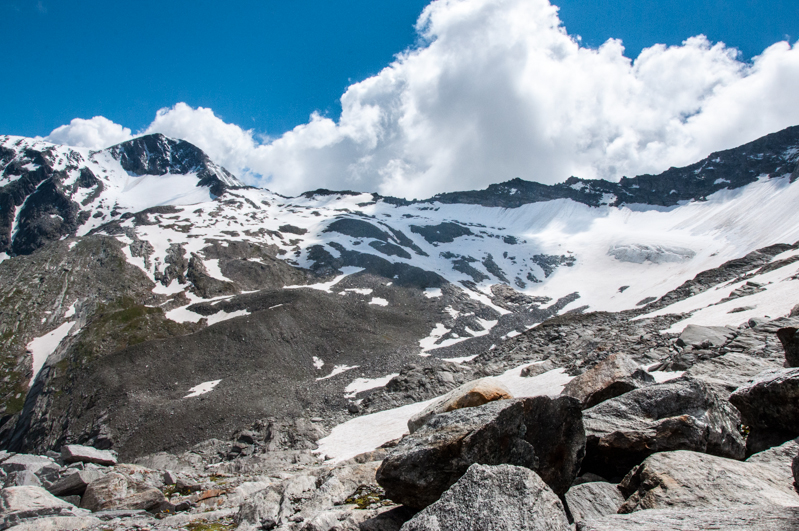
[44,0,799,198]
[45,116,132,149]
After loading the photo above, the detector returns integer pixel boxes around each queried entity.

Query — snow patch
[424,288,442,298]
[316,364,359,381]
[313,356,325,370]
[441,354,478,364]
[369,297,389,306]
[63,302,76,319]
[27,322,75,385]
[285,267,364,293]
[344,374,399,398]
[206,309,250,326]
[184,379,222,398]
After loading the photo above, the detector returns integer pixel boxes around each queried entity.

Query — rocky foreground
[2,308,799,531]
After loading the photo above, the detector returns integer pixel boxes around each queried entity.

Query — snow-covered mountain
[0,126,798,458]
[0,133,242,256]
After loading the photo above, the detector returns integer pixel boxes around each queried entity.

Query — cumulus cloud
[45,116,132,149]
[45,0,799,198]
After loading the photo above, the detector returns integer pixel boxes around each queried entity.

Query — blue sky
[0,0,795,139]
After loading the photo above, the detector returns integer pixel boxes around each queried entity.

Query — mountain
[0,126,797,462]
[0,133,242,257]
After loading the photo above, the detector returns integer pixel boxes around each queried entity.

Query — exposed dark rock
[777,327,799,367]
[561,352,654,409]
[729,368,799,452]
[400,464,570,531]
[582,377,745,479]
[410,222,473,244]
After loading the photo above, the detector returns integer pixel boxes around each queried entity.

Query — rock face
[0,486,83,528]
[618,450,799,513]
[729,368,799,450]
[777,327,799,367]
[582,377,745,479]
[576,507,799,531]
[564,482,624,523]
[80,472,165,512]
[399,464,570,531]
[377,396,584,509]
[561,353,654,409]
[60,445,118,466]
[407,377,512,433]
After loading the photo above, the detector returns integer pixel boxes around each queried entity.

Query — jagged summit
[0,133,244,256]
[107,133,243,195]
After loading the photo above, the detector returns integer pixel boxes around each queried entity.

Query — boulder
[0,486,83,529]
[676,324,735,348]
[777,327,799,367]
[564,482,624,523]
[47,469,106,497]
[80,472,165,512]
[582,377,745,479]
[60,445,117,467]
[407,378,512,434]
[561,353,654,408]
[729,368,799,452]
[576,507,799,531]
[520,360,557,377]
[684,353,781,398]
[618,450,799,513]
[0,455,57,475]
[4,470,42,488]
[377,396,584,509]
[400,464,570,531]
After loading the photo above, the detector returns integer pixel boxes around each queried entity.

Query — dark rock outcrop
[399,464,570,531]
[377,396,584,509]
[582,377,745,479]
[777,327,799,367]
[730,368,799,453]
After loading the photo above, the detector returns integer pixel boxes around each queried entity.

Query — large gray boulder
[377,396,584,509]
[400,464,570,531]
[777,327,799,367]
[676,324,735,348]
[80,472,165,512]
[47,469,106,497]
[561,352,654,409]
[730,368,799,452]
[60,445,118,467]
[407,378,512,434]
[0,486,85,529]
[685,353,781,398]
[0,455,57,475]
[582,377,744,479]
[618,450,799,513]
[576,507,799,531]
[564,482,624,523]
